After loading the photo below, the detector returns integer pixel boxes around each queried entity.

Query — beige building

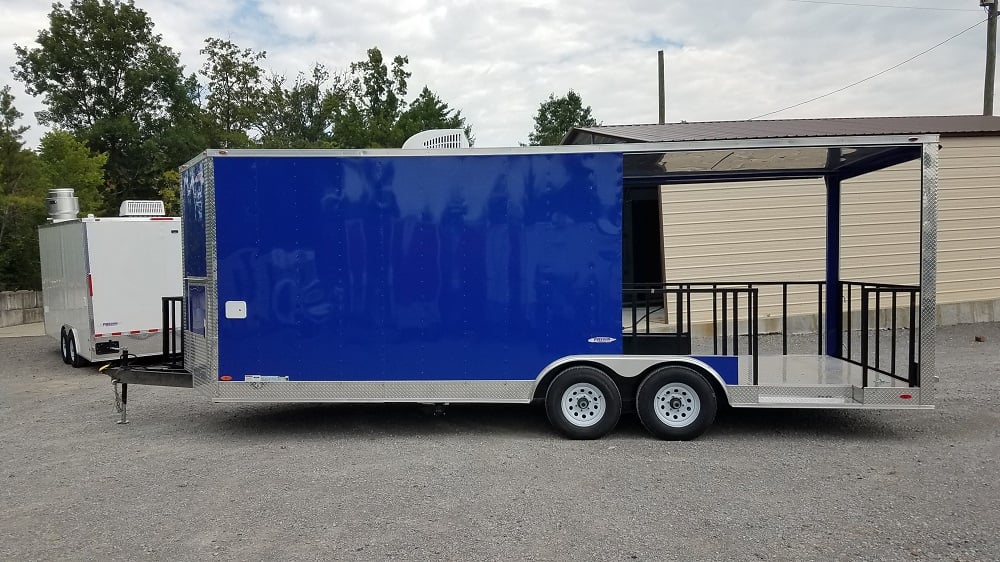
[566,116,1000,327]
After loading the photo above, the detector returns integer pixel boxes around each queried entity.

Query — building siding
[659,135,1000,325]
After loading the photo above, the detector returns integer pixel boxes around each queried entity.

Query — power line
[750,17,990,120]
[783,0,980,12]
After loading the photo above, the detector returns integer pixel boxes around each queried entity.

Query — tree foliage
[199,37,267,148]
[38,130,107,214]
[0,86,51,290]
[259,64,344,148]
[528,90,598,146]
[13,0,199,205]
[333,47,411,148]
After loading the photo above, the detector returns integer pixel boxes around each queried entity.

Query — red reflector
[95,333,103,338]
[148,328,159,333]
[111,332,122,336]
[150,217,173,221]
[129,330,140,334]
[900,394,913,400]
[220,375,232,381]
[87,274,93,296]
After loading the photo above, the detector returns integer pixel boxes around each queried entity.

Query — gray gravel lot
[1,323,998,561]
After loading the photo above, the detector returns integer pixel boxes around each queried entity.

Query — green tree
[0,86,48,290]
[37,130,107,214]
[259,64,344,148]
[333,47,411,148]
[199,37,267,148]
[13,0,200,207]
[391,86,473,146]
[528,90,598,146]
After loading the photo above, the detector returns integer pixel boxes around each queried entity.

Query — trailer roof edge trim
[178,134,937,185]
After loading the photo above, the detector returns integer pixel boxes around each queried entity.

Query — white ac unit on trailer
[402,129,471,149]
[119,200,166,217]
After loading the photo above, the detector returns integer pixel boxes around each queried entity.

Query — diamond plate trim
[756,385,853,399]
[215,380,535,403]
[187,332,215,397]
[918,141,937,406]
[727,386,759,405]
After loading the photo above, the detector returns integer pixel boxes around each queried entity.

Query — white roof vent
[119,200,166,217]
[402,129,471,149]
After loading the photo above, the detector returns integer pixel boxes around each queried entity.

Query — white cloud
[0,0,992,149]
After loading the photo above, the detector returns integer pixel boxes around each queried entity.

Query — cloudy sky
[0,0,993,148]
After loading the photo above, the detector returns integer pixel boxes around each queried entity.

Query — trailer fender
[532,355,731,404]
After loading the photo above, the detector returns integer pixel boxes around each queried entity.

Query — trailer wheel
[636,366,717,440]
[545,366,622,440]
[67,331,87,368]
[60,329,71,365]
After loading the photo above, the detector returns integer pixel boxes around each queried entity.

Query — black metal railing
[623,284,759,383]
[623,280,920,388]
[161,296,183,367]
[840,281,920,388]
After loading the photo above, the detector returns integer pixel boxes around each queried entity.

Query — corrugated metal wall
[659,135,1000,325]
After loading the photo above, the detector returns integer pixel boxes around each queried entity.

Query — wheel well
[532,361,621,402]
[634,361,731,407]
[532,360,730,408]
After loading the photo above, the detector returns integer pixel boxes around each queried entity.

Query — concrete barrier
[0,291,44,328]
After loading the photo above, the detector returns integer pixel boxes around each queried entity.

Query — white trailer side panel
[86,219,182,338]
[38,221,91,344]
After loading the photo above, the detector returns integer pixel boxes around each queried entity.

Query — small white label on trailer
[224,301,247,319]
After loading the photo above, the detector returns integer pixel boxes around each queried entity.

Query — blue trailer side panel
[211,153,623,382]
[181,160,207,278]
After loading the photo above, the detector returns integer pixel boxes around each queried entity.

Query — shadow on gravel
[708,406,914,441]
[198,401,913,442]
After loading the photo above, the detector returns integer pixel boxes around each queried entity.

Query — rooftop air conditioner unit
[119,200,167,217]
[402,129,471,149]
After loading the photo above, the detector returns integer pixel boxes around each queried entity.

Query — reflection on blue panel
[213,153,623,382]
[187,284,206,336]
[181,160,207,277]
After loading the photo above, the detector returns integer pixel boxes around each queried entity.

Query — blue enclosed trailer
[147,135,938,439]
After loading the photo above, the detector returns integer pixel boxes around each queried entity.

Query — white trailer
[38,191,182,367]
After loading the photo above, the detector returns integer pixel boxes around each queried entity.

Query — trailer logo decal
[587,337,617,344]
[244,375,290,383]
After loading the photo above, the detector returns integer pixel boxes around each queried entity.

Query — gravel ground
[1,323,998,561]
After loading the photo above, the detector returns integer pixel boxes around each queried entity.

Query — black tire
[545,366,622,440]
[636,365,717,440]
[67,331,87,368]
[60,329,71,364]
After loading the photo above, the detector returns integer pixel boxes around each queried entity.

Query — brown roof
[565,115,1000,144]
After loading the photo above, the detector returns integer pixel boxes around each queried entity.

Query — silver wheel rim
[68,338,76,361]
[561,382,606,427]
[653,382,701,428]
[61,335,68,359]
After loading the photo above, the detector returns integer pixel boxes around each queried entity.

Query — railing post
[752,289,759,385]
[817,283,824,355]
[712,285,718,355]
[721,291,728,355]
[861,287,869,388]
[781,283,788,355]
[909,291,918,387]
[825,175,843,358]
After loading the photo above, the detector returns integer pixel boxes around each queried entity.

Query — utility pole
[658,50,666,124]
[985,0,998,116]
